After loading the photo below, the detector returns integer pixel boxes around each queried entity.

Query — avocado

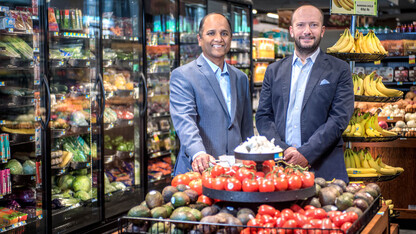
[332,179,347,192]
[327,185,342,197]
[171,192,191,208]
[354,192,374,205]
[146,190,164,209]
[319,187,337,206]
[189,208,203,221]
[353,198,369,212]
[151,206,168,219]
[176,184,190,192]
[237,212,255,225]
[322,205,338,212]
[236,208,255,217]
[201,206,219,217]
[140,200,148,208]
[315,177,327,188]
[345,206,363,217]
[127,205,151,224]
[169,225,185,234]
[219,206,238,217]
[162,186,179,203]
[184,189,199,203]
[163,203,174,216]
[362,187,378,198]
[366,183,381,196]
[170,211,196,229]
[309,197,322,208]
[315,184,321,196]
[335,194,353,211]
[189,202,208,211]
[171,206,192,216]
[148,222,169,233]
[343,192,355,201]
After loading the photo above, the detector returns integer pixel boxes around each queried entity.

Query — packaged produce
[9,10,25,30]
[48,8,59,32]
[403,39,416,56]
[394,66,409,82]
[409,66,416,82]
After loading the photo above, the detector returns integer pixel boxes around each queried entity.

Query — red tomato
[274,210,281,218]
[281,219,298,234]
[188,179,202,195]
[224,177,242,191]
[294,213,310,227]
[241,228,252,234]
[309,219,323,228]
[288,174,302,190]
[262,214,275,225]
[290,204,304,213]
[313,208,328,220]
[185,171,201,181]
[303,205,316,211]
[332,214,348,227]
[171,174,190,187]
[212,176,226,190]
[256,171,265,178]
[236,167,254,182]
[327,211,342,221]
[301,171,315,188]
[260,179,275,192]
[284,167,294,174]
[211,165,225,178]
[275,216,287,228]
[320,218,333,234]
[345,212,358,223]
[202,176,213,189]
[340,222,352,232]
[247,218,263,227]
[256,176,264,185]
[281,209,295,220]
[196,195,213,206]
[258,204,276,216]
[301,224,316,234]
[274,177,288,191]
[262,160,275,174]
[264,222,276,228]
[243,160,257,170]
[243,178,259,192]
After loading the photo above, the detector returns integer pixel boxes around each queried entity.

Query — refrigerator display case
[144,0,179,192]
[179,0,205,66]
[0,0,44,233]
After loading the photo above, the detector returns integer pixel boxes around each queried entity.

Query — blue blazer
[170,55,254,176]
[255,50,354,182]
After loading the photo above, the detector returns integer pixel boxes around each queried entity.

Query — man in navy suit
[170,13,254,175]
[256,5,354,182]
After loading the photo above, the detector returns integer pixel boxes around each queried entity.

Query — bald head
[291,5,324,26]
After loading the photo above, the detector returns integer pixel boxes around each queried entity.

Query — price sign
[409,55,415,65]
[355,0,377,16]
[331,0,377,16]
[374,60,381,65]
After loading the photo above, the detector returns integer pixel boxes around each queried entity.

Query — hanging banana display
[352,71,403,97]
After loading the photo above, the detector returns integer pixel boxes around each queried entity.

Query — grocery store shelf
[383,81,416,86]
[253,58,277,63]
[102,35,140,41]
[147,130,170,136]
[0,215,42,233]
[49,59,95,68]
[234,64,250,69]
[149,112,170,118]
[103,59,138,68]
[230,48,250,53]
[0,28,33,36]
[148,150,171,159]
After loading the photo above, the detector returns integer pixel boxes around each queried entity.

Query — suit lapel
[228,63,237,125]
[301,51,328,111]
[196,56,229,117]
[281,56,293,123]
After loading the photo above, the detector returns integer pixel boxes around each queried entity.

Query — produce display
[327,29,387,54]
[125,168,383,233]
[234,136,283,154]
[343,109,398,138]
[344,148,404,177]
[353,71,403,97]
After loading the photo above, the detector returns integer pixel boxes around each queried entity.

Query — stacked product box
[0,207,27,226]
[0,134,10,161]
[0,169,11,196]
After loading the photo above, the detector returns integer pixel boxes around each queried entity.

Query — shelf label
[397,82,403,85]
[331,0,377,16]
[387,116,393,120]
[128,120,133,125]
[0,81,4,86]
[8,28,13,33]
[374,60,381,65]
[355,0,377,16]
[409,55,415,65]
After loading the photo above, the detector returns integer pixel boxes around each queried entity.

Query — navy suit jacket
[255,50,354,182]
[170,55,254,176]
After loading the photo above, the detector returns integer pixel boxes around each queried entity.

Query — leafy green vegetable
[5,159,23,175]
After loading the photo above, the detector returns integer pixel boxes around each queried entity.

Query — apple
[379,121,388,129]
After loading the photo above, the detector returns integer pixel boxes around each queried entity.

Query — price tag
[409,55,415,64]
[153,133,160,142]
[374,60,381,65]
[0,81,4,86]
[397,82,403,85]
[54,32,58,36]
[8,28,13,33]
[128,120,133,125]
[387,116,393,120]
[355,0,377,15]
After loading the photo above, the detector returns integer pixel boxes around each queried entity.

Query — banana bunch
[343,110,370,137]
[327,29,387,54]
[365,113,398,137]
[345,148,404,177]
[333,0,354,11]
[327,28,355,53]
[382,199,395,215]
[359,71,403,97]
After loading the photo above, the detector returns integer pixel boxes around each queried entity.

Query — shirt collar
[292,48,320,66]
[201,53,229,75]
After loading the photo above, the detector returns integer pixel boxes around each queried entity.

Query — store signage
[331,0,378,16]
[409,55,415,65]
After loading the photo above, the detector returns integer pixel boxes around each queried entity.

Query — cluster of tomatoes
[242,204,356,234]
[199,160,315,192]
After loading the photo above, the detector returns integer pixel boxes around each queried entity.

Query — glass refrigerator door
[46,0,99,232]
[102,0,144,218]
[0,0,43,233]
[145,0,178,191]
[179,0,205,66]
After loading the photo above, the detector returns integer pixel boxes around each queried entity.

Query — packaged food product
[379,67,394,82]
[403,39,416,56]
[20,11,33,31]
[409,66,416,82]
[48,8,59,32]
[10,10,26,30]
[394,66,409,82]
[353,66,365,76]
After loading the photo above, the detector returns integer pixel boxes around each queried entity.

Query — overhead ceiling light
[252,9,257,14]
[266,13,279,19]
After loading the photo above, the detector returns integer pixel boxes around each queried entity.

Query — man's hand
[192,153,216,174]
[284,147,309,167]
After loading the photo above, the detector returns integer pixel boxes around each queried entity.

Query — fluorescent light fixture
[266,13,279,19]
[252,9,257,14]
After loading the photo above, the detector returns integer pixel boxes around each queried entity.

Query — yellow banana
[338,30,354,53]
[354,30,361,53]
[371,113,398,137]
[356,77,364,95]
[369,31,381,54]
[358,149,365,162]
[352,150,362,168]
[359,32,371,53]
[346,168,377,174]
[333,0,342,8]
[349,122,358,136]
[370,76,387,96]
[343,124,352,136]
[348,173,380,177]
[395,167,404,173]
[384,199,393,206]
[375,77,403,97]
[364,32,376,53]
[372,32,388,54]
[361,152,371,169]
[327,29,349,53]
[366,152,383,172]
[344,150,352,168]
[379,167,397,175]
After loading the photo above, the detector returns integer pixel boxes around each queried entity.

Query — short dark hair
[198,13,232,37]
[291,5,324,26]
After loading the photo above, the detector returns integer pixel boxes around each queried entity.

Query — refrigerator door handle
[140,72,147,116]
[41,74,51,130]
[96,73,106,123]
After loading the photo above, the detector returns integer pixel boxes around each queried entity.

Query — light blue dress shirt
[193,54,231,161]
[285,49,320,148]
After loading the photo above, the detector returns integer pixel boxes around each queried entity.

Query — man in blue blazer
[256,5,354,182]
[170,13,254,176]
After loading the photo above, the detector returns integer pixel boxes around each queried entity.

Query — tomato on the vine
[260,179,275,192]
[288,174,302,190]
[242,160,257,170]
[185,171,201,181]
[242,178,259,192]
[171,174,190,187]
[301,171,315,188]
[274,176,288,191]
[188,178,202,195]
[312,208,327,220]
[256,171,265,178]
[303,205,316,211]
[258,204,276,216]
[196,195,213,206]
[224,177,242,191]
[202,175,213,189]
[235,167,253,182]
[262,160,275,174]
[212,176,226,190]
[211,165,225,178]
